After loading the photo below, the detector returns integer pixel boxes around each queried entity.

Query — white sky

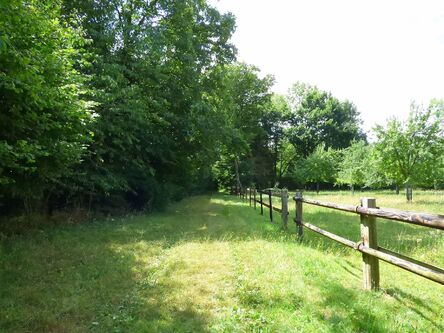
[210,0,444,133]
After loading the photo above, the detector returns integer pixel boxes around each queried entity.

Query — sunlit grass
[1,192,443,332]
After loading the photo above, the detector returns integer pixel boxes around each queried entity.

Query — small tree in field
[303,144,338,193]
[373,102,444,201]
[336,141,372,194]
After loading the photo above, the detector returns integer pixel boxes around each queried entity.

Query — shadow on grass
[0,195,242,332]
[0,194,288,332]
[314,280,387,333]
[1,194,442,332]
[384,287,444,332]
[1,236,212,333]
[298,208,442,257]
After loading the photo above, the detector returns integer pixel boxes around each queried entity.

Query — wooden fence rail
[293,192,444,289]
[299,197,444,230]
[231,186,444,290]
[234,186,289,229]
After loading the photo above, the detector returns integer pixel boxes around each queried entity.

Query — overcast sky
[210,0,444,133]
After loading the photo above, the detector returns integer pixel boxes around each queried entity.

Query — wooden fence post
[295,192,303,238]
[281,189,288,230]
[269,190,273,222]
[360,197,379,291]
[260,191,263,215]
[253,188,257,210]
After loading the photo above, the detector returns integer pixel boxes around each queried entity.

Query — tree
[0,0,92,212]
[303,144,338,193]
[336,141,373,193]
[275,137,299,184]
[211,63,274,190]
[261,94,291,185]
[287,82,365,157]
[61,0,237,209]
[373,102,444,201]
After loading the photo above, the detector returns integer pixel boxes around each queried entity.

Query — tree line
[232,84,444,201]
[1,0,443,217]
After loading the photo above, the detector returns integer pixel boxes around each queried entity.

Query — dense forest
[1,0,443,217]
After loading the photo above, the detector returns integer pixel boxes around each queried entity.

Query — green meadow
[1,191,443,332]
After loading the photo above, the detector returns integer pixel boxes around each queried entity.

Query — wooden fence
[232,187,444,291]
[233,186,290,229]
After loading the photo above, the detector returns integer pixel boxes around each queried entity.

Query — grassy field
[1,191,443,332]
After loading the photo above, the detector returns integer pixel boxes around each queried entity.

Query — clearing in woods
[1,193,444,332]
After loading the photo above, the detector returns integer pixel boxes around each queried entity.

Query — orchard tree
[373,102,444,201]
[303,144,338,193]
[336,141,375,193]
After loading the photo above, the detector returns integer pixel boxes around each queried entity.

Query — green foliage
[63,0,237,209]
[1,0,240,213]
[302,143,338,191]
[287,82,365,157]
[210,63,275,189]
[336,141,373,189]
[0,0,92,210]
[275,137,299,183]
[373,102,444,189]
[1,0,441,215]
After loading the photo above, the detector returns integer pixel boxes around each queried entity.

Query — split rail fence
[231,186,444,291]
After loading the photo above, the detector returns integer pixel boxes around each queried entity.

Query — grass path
[1,194,443,332]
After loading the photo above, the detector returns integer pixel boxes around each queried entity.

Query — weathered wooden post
[260,191,263,215]
[295,191,303,238]
[281,189,288,230]
[360,197,379,291]
[269,190,273,222]
[253,188,257,210]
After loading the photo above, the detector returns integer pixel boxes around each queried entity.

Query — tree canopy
[374,103,444,189]
[1,0,443,215]
[287,82,366,157]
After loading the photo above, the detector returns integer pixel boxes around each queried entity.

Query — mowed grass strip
[1,193,443,332]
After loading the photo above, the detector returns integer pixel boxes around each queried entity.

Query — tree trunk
[273,141,278,186]
[316,182,320,194]
[234,156,242,195]
[405,184,413,202]
[395,185,399,195]
[351,184,355,195]
[43,190,53,217]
